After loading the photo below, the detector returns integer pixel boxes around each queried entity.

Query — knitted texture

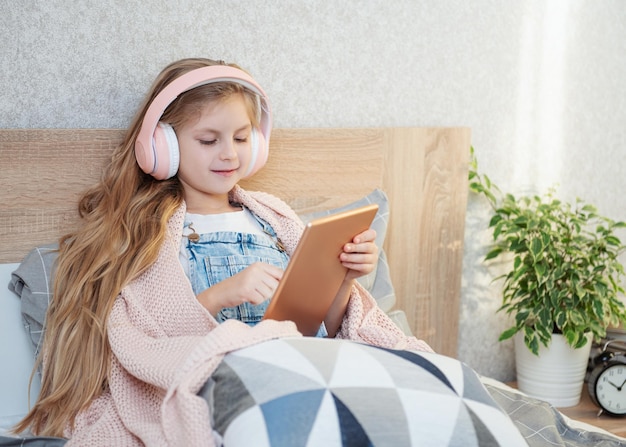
[64,186,432,446]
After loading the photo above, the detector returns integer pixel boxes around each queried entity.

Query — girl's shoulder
[232,186,298,219]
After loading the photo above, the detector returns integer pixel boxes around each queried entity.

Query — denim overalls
[183,208,327,336]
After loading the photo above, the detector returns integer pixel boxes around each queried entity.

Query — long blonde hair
[15,58,262,437]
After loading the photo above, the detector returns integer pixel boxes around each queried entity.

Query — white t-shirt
[179,208,265,274]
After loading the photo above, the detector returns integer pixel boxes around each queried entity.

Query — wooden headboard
[0,127,470,356]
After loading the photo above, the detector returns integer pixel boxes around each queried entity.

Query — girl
[14,58,432,445]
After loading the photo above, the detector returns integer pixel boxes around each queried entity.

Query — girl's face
[175,93,254,213]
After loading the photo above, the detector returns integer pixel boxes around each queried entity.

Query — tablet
[263,203,379,336]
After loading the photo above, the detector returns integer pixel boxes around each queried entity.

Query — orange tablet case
[263,203,378,335]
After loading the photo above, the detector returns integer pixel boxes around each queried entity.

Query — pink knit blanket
[66,186,432,446]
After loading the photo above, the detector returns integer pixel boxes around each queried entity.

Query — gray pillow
[8,244,58,357]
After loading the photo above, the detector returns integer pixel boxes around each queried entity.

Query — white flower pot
[514,332,592,408]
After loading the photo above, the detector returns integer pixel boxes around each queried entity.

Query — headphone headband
[135,65,272,179]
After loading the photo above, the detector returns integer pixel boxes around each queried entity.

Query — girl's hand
[340,228,378,281]
[196,262,283,316]
[325,228,378,336]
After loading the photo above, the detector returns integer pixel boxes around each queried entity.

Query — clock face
[594,363,626,415]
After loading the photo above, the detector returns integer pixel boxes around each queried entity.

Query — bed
[1,127,624,446]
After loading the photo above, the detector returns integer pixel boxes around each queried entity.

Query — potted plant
[468,147,626,406]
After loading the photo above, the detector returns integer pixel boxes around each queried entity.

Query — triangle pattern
[448,400,479,447]
[227,339,327,384]
[397,389,460,445]
[328,342,395,388]
[461,364,500,409]
[419,352,466,394]
[306,391,342,446]
[222,405,271,447]
[463,399,527,445]
[261,389,326,447]
[364,344,458,396]
[224,354,326,405]
[331,387,410,446]
[283,338,342,383]
[209,362,257,434]
[375,347,456,392]
[332,392,373,447]
[466,404,499,446]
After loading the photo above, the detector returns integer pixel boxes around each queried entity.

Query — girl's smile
[213,169,238,176]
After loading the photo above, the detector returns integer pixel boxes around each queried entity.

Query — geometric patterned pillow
[199,338,527,446]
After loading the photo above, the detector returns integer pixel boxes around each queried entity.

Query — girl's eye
[199,140,217,146]
[235,136,248,143]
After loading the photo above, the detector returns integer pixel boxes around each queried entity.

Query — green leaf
[538,308,551,328]
[515,309,530,325]
[489,214,503,228]
[499,327,518,341]
[534,262,547,277]
[574,335,589,349]
[606,235,621,247]
[564,328,578,347]
[485,247,502,261]
[528,336,540,355]
[530,237,544,259]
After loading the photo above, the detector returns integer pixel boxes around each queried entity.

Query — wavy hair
[15,58,262,437]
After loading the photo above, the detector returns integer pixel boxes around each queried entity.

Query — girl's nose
[219,139,237,159]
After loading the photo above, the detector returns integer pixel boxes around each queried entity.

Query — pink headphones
[134,65,272,180]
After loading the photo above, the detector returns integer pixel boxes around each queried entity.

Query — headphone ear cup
[243,127,268,178]
[152,122,180,180]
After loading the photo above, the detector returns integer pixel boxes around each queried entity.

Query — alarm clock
[588,342,626,416]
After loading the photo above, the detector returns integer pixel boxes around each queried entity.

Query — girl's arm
[324,229,378,336]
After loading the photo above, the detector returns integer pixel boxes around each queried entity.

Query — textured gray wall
[2,1,626,381]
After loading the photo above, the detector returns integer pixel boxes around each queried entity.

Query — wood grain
[0,127,470,357]
[381,128,471,356]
